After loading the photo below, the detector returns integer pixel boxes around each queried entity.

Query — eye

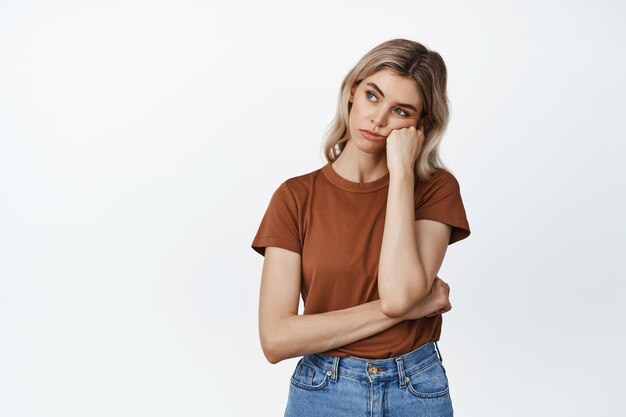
[394,108,409,117]
[366,90,409,117]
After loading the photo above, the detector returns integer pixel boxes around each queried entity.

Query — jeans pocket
[405,358,450,399]
[290,358,331,390]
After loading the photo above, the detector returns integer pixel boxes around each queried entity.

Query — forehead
[361,69,421,105]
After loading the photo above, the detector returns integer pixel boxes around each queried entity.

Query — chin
[353,138,386,155]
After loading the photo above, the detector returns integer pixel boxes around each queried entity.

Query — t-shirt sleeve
[414,170,471,245]
[251,182,302,257]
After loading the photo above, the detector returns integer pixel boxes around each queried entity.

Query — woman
[251,38,471,417]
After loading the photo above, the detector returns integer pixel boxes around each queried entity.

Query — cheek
[348,104,359,120]
[348,105,362,126]
[395,119,419,129]
[351,97,370,115]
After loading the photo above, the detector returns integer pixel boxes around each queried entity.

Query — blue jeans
[284,340,453,417]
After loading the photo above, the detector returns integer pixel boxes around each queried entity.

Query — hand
[385,124,425,176]
[423,276,452,317]
[401,276,452,321]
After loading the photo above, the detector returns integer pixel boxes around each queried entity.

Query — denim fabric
[284,341,453,417]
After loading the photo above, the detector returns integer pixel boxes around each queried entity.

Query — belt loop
[331,356,339,382]
[395,357,407,387]
[434,341,444,362]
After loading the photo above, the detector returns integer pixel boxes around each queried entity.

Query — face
[347,68,425,154]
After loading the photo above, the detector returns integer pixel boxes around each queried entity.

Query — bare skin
[258,69,453,364]
[258,247,452,364]
[336,68,451,317]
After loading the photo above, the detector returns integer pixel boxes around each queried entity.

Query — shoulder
[416,168,460,194]
[430,168,457,182]
[281,164,324,197]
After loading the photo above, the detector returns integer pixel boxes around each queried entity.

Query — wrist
[389,166,415,181]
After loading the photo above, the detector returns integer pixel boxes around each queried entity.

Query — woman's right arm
[258,247,446,364]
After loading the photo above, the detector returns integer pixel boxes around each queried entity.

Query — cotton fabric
[251,161,470,359]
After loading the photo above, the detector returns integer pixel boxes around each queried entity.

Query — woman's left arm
[377,168,452,318]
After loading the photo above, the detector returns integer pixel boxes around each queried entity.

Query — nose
[371,107,388,129]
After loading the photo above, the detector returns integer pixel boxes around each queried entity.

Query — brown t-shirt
[251,161,471,359]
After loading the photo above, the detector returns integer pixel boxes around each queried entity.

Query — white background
[1,0,625,416]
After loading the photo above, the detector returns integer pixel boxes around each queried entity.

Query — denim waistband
[303,340,443,385]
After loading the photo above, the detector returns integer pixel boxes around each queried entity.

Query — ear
[349,83,358,103]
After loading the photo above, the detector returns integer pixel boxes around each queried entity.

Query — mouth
[359,129,386,141]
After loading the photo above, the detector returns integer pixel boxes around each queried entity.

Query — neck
[331,141,388,183]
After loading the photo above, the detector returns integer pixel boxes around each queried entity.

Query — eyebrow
[366,82,419,113]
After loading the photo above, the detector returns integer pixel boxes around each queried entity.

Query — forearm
[378,169,429,317]
[267,299,404,364]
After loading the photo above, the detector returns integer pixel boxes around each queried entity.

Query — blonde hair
[321,39,451,181]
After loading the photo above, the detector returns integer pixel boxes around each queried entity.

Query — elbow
[261,335,280,364]
[380,285,429,318]
[260,313,299,364]
[261,344,282,365]
[259,327,285,364]
[380,298,410,318]
[263,349,281,365]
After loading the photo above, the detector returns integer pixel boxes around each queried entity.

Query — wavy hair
[321,39,451,181]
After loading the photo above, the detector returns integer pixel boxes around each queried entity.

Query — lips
[359,129,386,140]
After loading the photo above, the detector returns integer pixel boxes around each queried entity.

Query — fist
[385,124,425,175]
[424,277,452,317]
